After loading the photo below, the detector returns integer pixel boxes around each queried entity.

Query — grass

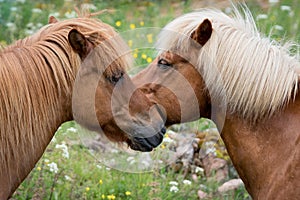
[2,0,300,199]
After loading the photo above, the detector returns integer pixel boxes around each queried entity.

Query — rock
[217,179,244,193]
[197,189,208,199]
[201,154,228,182]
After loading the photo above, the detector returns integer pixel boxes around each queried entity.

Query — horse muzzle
[128,126,167,152]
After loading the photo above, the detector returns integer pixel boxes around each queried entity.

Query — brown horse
[0,14,165,199]
[133,6,300,200]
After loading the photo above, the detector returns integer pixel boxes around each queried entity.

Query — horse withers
[133,6,300,200]
[0,13,165,199]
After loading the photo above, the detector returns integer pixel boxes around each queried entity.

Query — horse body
[134,5,300,199]
[0,14,165,199]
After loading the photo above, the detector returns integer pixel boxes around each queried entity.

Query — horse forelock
[156,4,300,122]
[0,15,130,189]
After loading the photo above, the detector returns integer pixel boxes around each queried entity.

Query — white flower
[96,164,102,169]
[195,166,204,174]
[32,8,42,13]
[269,0,279,4]
[170,185,179,193]
[16,0,25,3]
[48,162,58,173]
[280,5,291,12]
[169,181,178,186]
[65,175,72,181]
[183,180,192,185]
[64,11,76,19]
[67,127,77,133]
[81,3,97,10]
[55,142,69,159]
[10,7,17,12]
[256,14,268,20]
[274,25,284,31]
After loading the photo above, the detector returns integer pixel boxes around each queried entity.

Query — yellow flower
[37,167,41,171]
[140,21,144,26]
[85,187,90,192]
[147,34,153,43]
[130,23,136,29]
[141,54,147,59]
[115,21,121,27]
[161,144,166,149]
[125,191,131,196]
[101,194,105,199]
[107,194,116,200]
[128,40,133,47]
[133,53,138,58]
[147,57,152,63]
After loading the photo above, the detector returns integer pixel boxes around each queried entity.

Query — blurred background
[2,0,299,199]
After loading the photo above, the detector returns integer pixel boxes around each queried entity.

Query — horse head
[68,27,166,152]
[133,19,213,126]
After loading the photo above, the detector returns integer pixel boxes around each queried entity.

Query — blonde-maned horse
[0,13,165,199]
[133,5,300,200]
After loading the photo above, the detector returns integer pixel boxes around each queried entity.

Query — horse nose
[129,126,167,152]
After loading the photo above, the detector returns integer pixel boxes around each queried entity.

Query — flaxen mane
[0,13,131,187]
[156,5,300,121]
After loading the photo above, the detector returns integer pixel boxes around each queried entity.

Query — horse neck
[0,34,79,199]
[219,93,300,199]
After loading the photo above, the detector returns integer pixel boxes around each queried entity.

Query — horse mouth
[128,127,167,152]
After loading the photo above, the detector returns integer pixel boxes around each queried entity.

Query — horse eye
[158,58,172,68]
[109,72,124,84]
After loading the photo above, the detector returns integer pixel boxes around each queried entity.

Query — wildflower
[65,11,76,19]
[140,21,144,26]
[37,166,41,171]
[130,23,136,29]
[160,144,166,149]
[128,40,133,47]
[96,164,102,169]
[55,142,69,159]
[44,159,50,164]
[170,185,179,193]
[274,25,283,31]
[107,194,116,200]
[141,54,147,59]
[81,3,97,10]
[125,191,131,196]
[183,179,192,185]
[147,34,153,43]
[65,175,72,181]
[101,194,105,199]
[133,53,138,58]
[115,21,121,27]
[10,7,17,12]
[6,22,16,32]
[195,166,204,174]
[269,0,279,4]
[47,162,58,173]
[169,181,178,186]
[280,5,291,12]
[147,57,152,63]
[67,127,77,133]
[32,8,42,13]
[99,179,103,185]
[256,14,268,20]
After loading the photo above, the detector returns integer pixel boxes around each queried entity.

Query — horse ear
[48,16,58,24]
[68,29,93,60]
[191,19,212,46]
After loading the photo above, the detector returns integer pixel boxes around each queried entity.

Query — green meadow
[1,0,299,199]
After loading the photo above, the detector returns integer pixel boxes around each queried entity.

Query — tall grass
[2,0,300,199]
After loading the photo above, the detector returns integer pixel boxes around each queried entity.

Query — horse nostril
[161,127,166,134]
